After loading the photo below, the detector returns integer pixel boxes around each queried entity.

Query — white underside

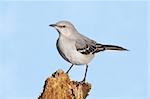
[58,35,95,65]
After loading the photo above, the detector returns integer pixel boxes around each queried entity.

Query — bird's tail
[95,44,128,53]
[102,44,128,51]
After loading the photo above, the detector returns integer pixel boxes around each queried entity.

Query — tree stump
[38,70,91,99]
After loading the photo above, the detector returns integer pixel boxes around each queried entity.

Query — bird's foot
[65,71,69,74]
[79,79,86,84]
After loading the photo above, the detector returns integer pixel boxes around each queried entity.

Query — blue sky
[0,1,149,99]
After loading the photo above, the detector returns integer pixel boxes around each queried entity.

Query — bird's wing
[75,38,104,55]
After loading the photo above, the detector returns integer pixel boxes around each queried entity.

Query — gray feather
[75,37,97,55]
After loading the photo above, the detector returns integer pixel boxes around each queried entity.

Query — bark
[38,70,91,99]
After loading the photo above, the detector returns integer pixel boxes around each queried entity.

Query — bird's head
[49,20,77,37]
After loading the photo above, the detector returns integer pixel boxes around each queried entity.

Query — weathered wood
[38,70,91,99]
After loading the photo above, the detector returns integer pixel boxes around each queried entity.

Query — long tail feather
[94,44,128,53]
[102,45,128,51]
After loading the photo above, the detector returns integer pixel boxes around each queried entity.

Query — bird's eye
[62,25,66,28]
[58,25,66,28]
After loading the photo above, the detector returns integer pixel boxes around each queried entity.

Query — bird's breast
[57,36,94,65]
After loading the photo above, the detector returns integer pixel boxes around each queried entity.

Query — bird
[49,20,127,82]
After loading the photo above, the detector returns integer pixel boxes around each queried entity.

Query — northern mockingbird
[49,20,127,82]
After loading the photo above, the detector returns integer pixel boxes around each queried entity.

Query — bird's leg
[82,64,89,82]
[66,64,74,74]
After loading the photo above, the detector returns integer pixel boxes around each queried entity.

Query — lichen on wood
[38,70,91,99]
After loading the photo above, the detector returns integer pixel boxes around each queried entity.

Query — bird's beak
[49,24,57,27]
